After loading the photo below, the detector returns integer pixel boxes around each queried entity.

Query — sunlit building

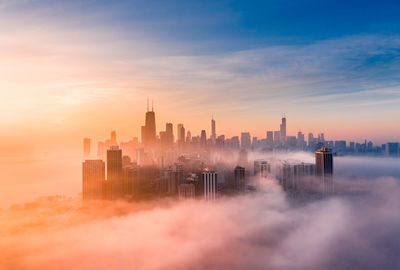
[82,159,105,200]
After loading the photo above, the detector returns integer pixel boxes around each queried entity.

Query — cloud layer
[1,163,400,270]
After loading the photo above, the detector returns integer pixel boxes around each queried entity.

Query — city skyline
[2,1,400,157]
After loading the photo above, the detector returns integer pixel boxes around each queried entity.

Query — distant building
[211,117,216,145]
[83,138,90,158]
[254,160,270,178]
[142,100,156,147]
[280,115,286,143]
[200,130,207,147]
[241,132,251,149]
[234,166,245,192]
[82,160,105,200]
[386,143,399,157]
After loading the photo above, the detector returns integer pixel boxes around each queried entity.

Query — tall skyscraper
[142,100,156,147]
[274,131,281,145]
[107,146,123,199]
[315,147,333,194]
[280,115,286,143]
[83,137,90,158]
[177,123,185,145]
[211,117,216,145]
[82,160,105,200]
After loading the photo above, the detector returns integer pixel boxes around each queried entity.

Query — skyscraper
[266,131,273,146]
[200,130,207,147]
[142,100,156,147]
[241,132,251,149]
[166,123,173,146]
[211,117,216,145]
[82,160,105,200]
[234,166,245,192]
[280,115,286,143]
[97,141,105,159]
[83,137,90,158]
[107,146,123,199]
[177,123,185,145]
[315,147,333,194]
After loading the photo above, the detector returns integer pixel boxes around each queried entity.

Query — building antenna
[152,99,154,111]
[147,97,149,112]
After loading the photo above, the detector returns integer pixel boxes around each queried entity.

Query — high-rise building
[200,130,207,147]
[83,137,90,158]
[386,143,399,157]
[107,146,123,199]
[315,147,333,194]
[82,160,105,200]
[274,131,281,145]
[234,166,245,192]
[201,170,217,200]
[186,130,192,144]
[166,123,173,146]
[211,117,216,145]
[266,131,273,146]
[241,132,251,149]
[280,115,286,143]
[142,100,156,147]
[177,124,185,146]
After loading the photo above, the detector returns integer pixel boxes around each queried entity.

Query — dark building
[234,166,245,192]
[315,147,333,194]
[142,100,156,147]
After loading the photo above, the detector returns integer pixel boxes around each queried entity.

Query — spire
[152,99,154,112]
[147,97,149,112]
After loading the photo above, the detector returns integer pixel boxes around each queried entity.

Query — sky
[1,0,400,155]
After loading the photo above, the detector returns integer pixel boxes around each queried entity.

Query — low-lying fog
[1,152,400,269]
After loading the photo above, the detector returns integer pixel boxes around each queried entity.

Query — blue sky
[1,0,400,146]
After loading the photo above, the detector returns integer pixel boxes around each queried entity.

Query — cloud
[1,155,400,270]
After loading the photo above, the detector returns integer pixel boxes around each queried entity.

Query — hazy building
[254,160,270,178]
[166,123,173,146]
[386,143,399,157]
[177,124,185,146]
[274,131,281,145]
[234,166,245,192]
[241,132,251,149]
[211,117,216,145]
[280,115,286,143]
[200,130,207,147]
[82,160,105,200]
[266,131,273,146]
[178,184,195,199]
[83,137,90,158]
